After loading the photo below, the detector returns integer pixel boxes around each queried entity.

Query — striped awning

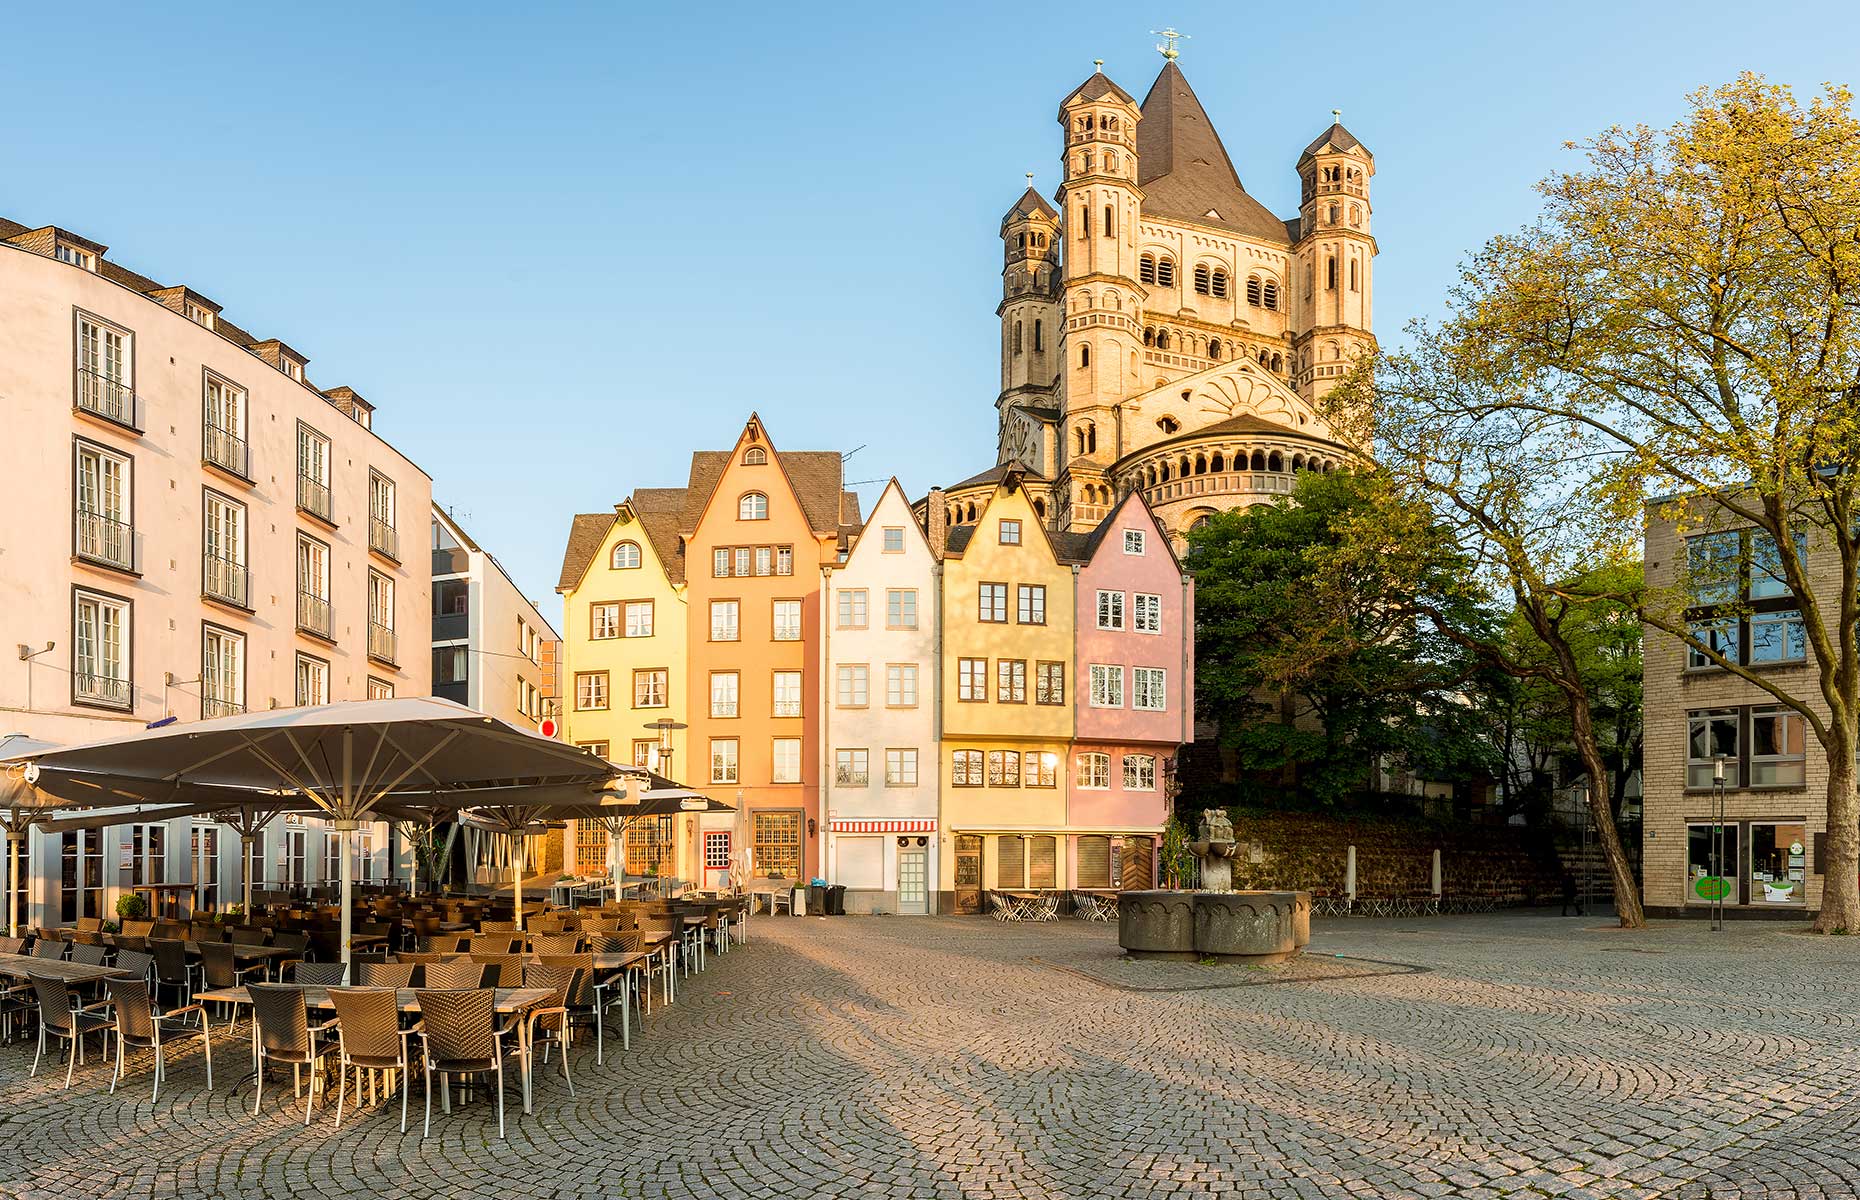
[829,818,936,834]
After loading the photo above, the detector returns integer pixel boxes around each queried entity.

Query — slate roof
[1000,186,1059,229]
[949,462,1047,491]
[1299,121,1372,164]
[557,513,614,591]
[1059,69,1138,116]
[683,450,851,535]
[1136,61,1291,245]
[631,487,689,585]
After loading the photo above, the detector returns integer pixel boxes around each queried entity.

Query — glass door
[1687,822,1742,905]
[898,847,928,915]
[191,823,219,913]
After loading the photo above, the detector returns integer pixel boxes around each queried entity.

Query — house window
[368,472,398,559]
[751,811,801,878]
[734,547,751,577]
[885,748,918,787]
[979,583,1008,623]
[1096,590,1125,630]
[988,750,1021,788]
[1133,667,1167,711]
[776,546,793,575]
[577,741,611,759]
[590,603,619,640]
[73,589,131,709]
[201,625,245,718]
[367,570,396,664]
[755,547,772,576]
[1028,752,1058,788]
[710,739,739,785]
[1687,708,1741,789]
[886,588,917,629]
[76,313,134,425]
[296,423,331,521]
[367,677,394,700]
[1123,529,1147,555]
[203,374,249,477]
[74,439,133,571]
[743,446,768,465]
[1687,619,1739,669]
[55,242,95,270]
[886,663,918,707]
[1089,664,1125,707]
[836,664,869,707]
[882,527,905,553]
[957,658,987,702]
[282,358,304,383]
[296,534,331,638]
[1017,584,1046,624]
[710,671,739,719]
[739,492,769,521]
[1750,610,1806,664]
[712,548,730,578]
[710,600,740,641]
[433,645,468,687]
[1124,754,1159,791]
[999,519,1021,545]
[1751,706,1806,787]
[1133,592,1162,633]
[295,653,330,706]
[202,490,248,607]
[575,671,610,711]
[996,659,1027,703]
[633,669,667,708]
[952,750,984,787]
[1687,531,1742,605]
[1077,753,1111,789]
[629,740,653,767]
[625,600,654,638]
[772,670,802,717]
[772,600,802,641]
[1036,661,1065,706]
[1750,531,1808,599]
[834,748,869,787]
[837,589,868,629]
[773,738,802,784]
[611,541,641,569]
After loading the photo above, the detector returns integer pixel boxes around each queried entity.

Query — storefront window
[1686,822,1740,905]
[1751,707,1807,787]
[1687,709,1740,788]
[1750,822,1807,904]
[751,811,801,879]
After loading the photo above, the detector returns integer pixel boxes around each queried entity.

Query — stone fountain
[1117,808,1310,963]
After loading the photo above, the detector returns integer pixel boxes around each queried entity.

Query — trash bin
[808,883,828,915]
[827,884,847,915]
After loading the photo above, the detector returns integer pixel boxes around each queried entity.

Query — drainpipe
[932,557,945,913]
[1069,562,1080,884]
[819,560,832,886]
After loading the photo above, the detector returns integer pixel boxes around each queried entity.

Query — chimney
[925,487,949,559]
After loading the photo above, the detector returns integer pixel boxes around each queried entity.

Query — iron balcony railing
[76,508,133,570]
[772,699,801,718]
[204,554,249,607]
[368,621,397,665]
[369,517,399,559]
[75,671,131,708]
[202,696,245,720]
[203,423,249,477]
[297,592,331,638]
[297,475,331,522]
[76,369,136,427]
[710,701,738,718]
[835,766,870,787]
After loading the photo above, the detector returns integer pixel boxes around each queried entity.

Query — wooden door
[1120,835,1155,890]
[953,835,983,914]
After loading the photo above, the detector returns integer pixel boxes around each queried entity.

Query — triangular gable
[681,413,841,545]
[1130,355,1335,442]
[1082,488,1187,576]
[941,470,1071,567]
[844,479,934,567]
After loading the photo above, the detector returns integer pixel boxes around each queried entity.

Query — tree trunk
[1815,738,1860,933]
[1542,623,1646,928]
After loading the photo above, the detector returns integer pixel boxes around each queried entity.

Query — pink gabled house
[1066,491,1195,888]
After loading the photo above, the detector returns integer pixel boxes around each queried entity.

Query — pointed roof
[1000,186,1059,231]
[1136,61,1289,246]
[1299,122,1372,165]
[1059,68,1137,116]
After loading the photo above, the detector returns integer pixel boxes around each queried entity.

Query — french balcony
[835,767,870,788]
[297,475,332,523]
[368,621,397,666]
[710,701,738,719]
[75,671,131,709]
[204,554,249,608]
[369,517,399,561]
[76,369,138,429]
[202,695,245,720]
[76,508,134,571]
[772,700,801,718]
[203,423,250,478]
[297,591,331,639]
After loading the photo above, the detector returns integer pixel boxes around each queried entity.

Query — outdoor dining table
[0,952,133,984]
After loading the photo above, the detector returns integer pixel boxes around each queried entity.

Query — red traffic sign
[539,718,559,739]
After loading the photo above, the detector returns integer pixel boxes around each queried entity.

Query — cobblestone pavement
[3,912,1859,1199]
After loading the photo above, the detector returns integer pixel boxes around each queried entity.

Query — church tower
[1291,117,1376,405]
[995,178,1061,472]
[1054,63,1144,532]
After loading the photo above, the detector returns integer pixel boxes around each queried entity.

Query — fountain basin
[1116,890,1197,959]
[1192,891,1298,963]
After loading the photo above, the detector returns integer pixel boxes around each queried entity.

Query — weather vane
[1152,28,1188,60]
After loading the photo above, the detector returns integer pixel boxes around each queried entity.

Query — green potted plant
[115,893,148,923]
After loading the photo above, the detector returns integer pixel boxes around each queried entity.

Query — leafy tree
[1184,470,1498,808]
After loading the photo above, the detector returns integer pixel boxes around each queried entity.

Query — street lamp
[644,718,686,780]
[1711,756,1729,932]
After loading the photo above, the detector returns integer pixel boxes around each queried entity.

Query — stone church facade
[920,55,1376,540]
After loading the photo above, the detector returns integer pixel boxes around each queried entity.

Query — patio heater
[1711,756,1729,931]
[643,719,685,896]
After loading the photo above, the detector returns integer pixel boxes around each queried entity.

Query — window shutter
[1029,836,1057,889]
[998,836,1025,889]
[1078,836,1110,889]
[1814,832,1827,875]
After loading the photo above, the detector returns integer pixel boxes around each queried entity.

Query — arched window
[1268,451,1283,472]
[1156,416,1179,435]
[1251,450,1267,471]
[738,492,769,521]
[1156,258,1176,288]
[1079,344,1091,368]
[1263,280,1279,310]
[1081,150,1094,173]
[1143,326,1155,347]
[1102,205,1115,237]
[1208,338,1222,360]
[1033,320,1044,351]
[1087,424,1098,454]
[1258,349,1269,366]
[1270,353,1283,372]
[1139,255,1157,285]
[1155,329,1170,351]
[1193,264,1211,295]
[1033,498,1046,519]
[1326,257,1337,290]
[1012,321,1023,355]
[742,446,767,466]
[1328,204,1340,226]
[1077,205,1089,239]
[1349,259,1359,292]
[1210,452,1224,472]
[1246,276,1262,306]
[611,541,641,570]
[1211,270,1228,299]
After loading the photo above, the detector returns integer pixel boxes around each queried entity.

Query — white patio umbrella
[11,698,627,964]
[0,734,63,938]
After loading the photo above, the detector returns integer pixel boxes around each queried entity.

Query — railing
[369,517,399,560]
[75,671,131,708]
[76,369,136,427]
[204,555,248,607]
[202,696,245,720]
[203,423,249,477]
[76,508,133,570]
[297,591,331,638]
[773,700,801,718]
[835,768,870,787]
[368,621,397,665]
[710,701,738,718]
[297,475,331,522]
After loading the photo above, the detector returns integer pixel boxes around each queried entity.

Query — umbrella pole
[512,831,524,933]
[337,820,357,969]
[8,830,23,939]
[241,832,255,915]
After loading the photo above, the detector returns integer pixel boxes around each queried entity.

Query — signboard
[1693,875,1732,901]
[680,797,709,812]
[539,718,559,739]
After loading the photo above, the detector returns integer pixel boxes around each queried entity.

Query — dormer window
[55,243,95,271]
[283,359,304,383]
[743,446,768,466]
[186,303,215,330]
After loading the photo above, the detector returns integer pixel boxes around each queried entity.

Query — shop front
[1684,818,1808,910]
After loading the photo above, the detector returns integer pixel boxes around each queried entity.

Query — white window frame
[590,602,620,640]
[202,625,246,717]
[772,670,803,718]
[1133,666,1167,711]
[1096,590,1125,631]
[837,589,868,629]
[886,663,918,708]
[836,664,869,708]
[886,588,917,629]
[1124,529,1146,555]
[575,671,610,711]
[633,669,667,709]
[1078,752,1112,790]
[772,738,802,784]
[1123,754,1157,790]
[624,600,654,638]
[772,599,803,642]
[738,492,769,521]
[295,653,330,706]
[1133,592,1162,634]
[73,588,131,709]
[710,739,739,785]
[710,671,740,719]
[710,600,740,642]
[1089,664,1125,708]
[74,439,132,569]
[611,541,641,570]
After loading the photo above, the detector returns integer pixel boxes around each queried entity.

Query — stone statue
[1198,808,1235,849]
[1187,808,1237,892]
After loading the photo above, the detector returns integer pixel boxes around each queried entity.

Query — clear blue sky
[4,0,1855,613]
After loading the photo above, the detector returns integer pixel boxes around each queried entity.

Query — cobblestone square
[3,912,1858,1199]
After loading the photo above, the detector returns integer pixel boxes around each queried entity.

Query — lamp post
[1711,756,1729,932]
[644,719,686,895]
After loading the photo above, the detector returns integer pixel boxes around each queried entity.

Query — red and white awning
[828,818,936,834]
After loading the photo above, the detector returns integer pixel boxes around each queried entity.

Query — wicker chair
[28,973,113,1088]
[198,942,265,1028]
[419,935,469,954]
[469,934,520,956]
[529,933,582,957]
[291,962,349,986]
[249,983,339,1125]
[102,976,211,1102]
[328,986,417,1131]
[31,938,67,960]
[355,962,416,989]
[522,964,578,1097]
[0,935,22,955]
[477,920,518,934]
[471,954,523,988]
[149,939,193,1008]
[70,942,109,967]
[230,926,271,946]
[113,949,156,987]
[539,952,628,1061]
[414,988,524,1139]
[420,959,483,990]
[120,919,155,939]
